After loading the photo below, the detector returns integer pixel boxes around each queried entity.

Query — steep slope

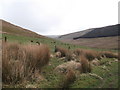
[1,20,45,38]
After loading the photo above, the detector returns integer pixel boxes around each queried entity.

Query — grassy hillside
[59,29,93,39]
[59,24,119,39]
[58,24,119,49]
[1,20,45,38]
[74,24,119,39]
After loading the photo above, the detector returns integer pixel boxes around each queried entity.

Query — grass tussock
[2,42,50,84]
[83,50,101,61]
[55,46,68,57]
[60,69,76,88]
[100,51,118,58]
[65,51,73,61]
[79,55,92,73]
[55,46,73,61]
[73,48,83,56]
[74,49,101,61]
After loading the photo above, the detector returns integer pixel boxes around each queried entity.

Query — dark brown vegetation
[2,42,50,84]
[73,48,83,56]
[65,51,73,61]
[83,50,101,61]
[79,55,92,73]
[74,49,101,61]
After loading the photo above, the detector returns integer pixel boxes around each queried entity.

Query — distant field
[2,33,119,88]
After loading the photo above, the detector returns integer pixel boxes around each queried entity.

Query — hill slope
[59,24,119,40]
[58,24,119,49]
[59,29,93,40]
[74,24,119,39]
[1,20,45,38]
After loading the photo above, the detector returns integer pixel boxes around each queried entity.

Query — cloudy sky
[0,0,119,35]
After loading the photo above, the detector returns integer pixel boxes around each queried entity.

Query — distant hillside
[59,24,119,40]
[46,35,60,39]
[1,20,45,38]
[58,24,119,49]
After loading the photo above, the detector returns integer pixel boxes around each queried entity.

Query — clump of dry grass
[74,49,101,61]
[55,46,73,61]
[100,51,118,58]
[73,48,83,56]
[83,50,101,61]
[23,44,50,70]
[55,46,68,57]
[59,69,76,88]
[79,55,92,73]
[65,51,73,61]
[2,42,50,84]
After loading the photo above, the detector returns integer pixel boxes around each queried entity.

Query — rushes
[80,55,92,73]
[74,49,101,61]
[55,46,73,61]
[55,46,68,57]
[100,51,118,58]
[23,44,50,71]
[83,50,101,61]
[2,42,50,84]
[59,69,76,88]
[73,48,83,56]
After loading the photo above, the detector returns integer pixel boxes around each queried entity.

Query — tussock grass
[74,49,101,61]
[83,50,101,61]
[79,55,92,73]
[2,42,50,84]
[59,69,76,88]
[65,51,73,61]
[100,51,118,58]
[55,46,68,57]
[73,48,83,56]
[55,46,73,61]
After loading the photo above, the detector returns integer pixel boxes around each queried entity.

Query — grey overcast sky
[0,0,119,35]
